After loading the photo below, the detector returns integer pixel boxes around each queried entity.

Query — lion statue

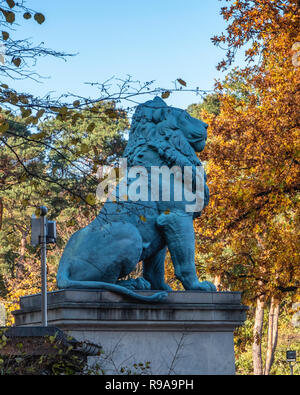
[57,97,216,302]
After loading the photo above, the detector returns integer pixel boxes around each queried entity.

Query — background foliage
[0,0,299,375]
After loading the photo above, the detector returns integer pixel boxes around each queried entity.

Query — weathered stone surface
[13,290,247,375]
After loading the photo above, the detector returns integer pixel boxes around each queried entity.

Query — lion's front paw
[188,280,216,292]
[198,281,217,292]
[154,282,173,291]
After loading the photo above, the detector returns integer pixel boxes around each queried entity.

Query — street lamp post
[31,206,56,327]
[40,206,48,327]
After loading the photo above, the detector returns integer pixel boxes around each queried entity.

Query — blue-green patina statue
[57,97,216,302]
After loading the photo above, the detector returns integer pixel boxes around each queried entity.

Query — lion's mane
[124,97,202,174]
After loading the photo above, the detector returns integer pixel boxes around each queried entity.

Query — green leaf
[104,109,118,119]
[66,218,76,227]
[87,122,96,132]
[80,143,89,153]
[30,131,46,140]
[58,106,68,115]
[21,199,29,207]
[0,122,9,134]
[86,193,96,205]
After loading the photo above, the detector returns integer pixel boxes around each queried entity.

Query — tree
[0,101,130,321]
[192,0,299,375]
[188,93,220,118]
[0,0,71,78]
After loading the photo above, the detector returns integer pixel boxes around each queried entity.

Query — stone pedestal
[13,290,247,375]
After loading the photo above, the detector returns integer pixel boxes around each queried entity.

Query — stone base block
[13,290,247,375]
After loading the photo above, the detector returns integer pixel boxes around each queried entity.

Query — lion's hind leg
[143,247,172,291]
[57,222,144,287]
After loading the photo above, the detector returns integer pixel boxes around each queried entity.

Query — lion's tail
[57,263,168,303]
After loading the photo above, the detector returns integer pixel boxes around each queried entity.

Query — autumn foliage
[191,0,300,374]
[0,0,299,375]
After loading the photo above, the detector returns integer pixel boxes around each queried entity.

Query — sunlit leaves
[87,122,96,132]
[73,100,80,108]
[66,218,76,227]
[30,131,47,140]
[85,193,96,206]
[104,108,118,119]
[194,0,300,307]
[0,121,9,134]
[80,143,89,154]
[212,0,299,70]
[58,106,68,115]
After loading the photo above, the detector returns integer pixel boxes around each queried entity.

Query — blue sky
[8,0,242,109]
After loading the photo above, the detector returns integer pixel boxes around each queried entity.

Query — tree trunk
[252,295,265,375]
[16,228,28,278]
[213,274,222,291]
[20,230,27,258]
[264,297,280,375]
[0,198,3,230]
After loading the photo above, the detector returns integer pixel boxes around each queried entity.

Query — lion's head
[124,96,208,169]
[121,97,209,214]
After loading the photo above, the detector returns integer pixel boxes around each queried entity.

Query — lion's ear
[152,97,167,123]
[152,108,165,123]
[153,96,166,105]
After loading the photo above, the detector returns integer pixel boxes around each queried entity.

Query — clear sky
[7,0,242,110]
